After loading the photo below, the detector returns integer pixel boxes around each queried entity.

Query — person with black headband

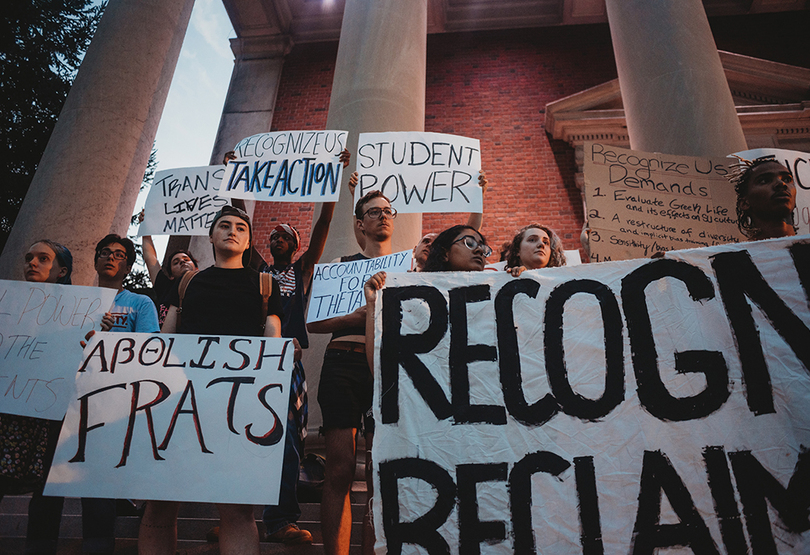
[138,205,284,555]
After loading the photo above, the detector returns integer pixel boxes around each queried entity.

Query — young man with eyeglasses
[307,189,395,555]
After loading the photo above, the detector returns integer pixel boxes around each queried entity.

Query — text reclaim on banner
[372,235,810,554]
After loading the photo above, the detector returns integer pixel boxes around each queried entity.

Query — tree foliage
[0,1,106,253]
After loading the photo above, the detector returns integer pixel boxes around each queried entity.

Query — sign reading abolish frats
[0,280,116,420]
[355,132,483,214]
[218,130,348,203]
[735,147,810,236]
[140,166,229,236]
[306,251,412,323]
[585,142,744,262]
[44,333,294,504]
[372,236,810,555]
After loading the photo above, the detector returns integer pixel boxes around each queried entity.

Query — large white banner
[44,333,294,504]
[306,251,412,323]
[0,280,117,420]
[735,148,810,236]
[355,132,483,214]
[139,166,229,236]
[218,130,348,203]
[372,235,810,554]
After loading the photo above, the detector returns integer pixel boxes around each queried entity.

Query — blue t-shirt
[107,289,160,333]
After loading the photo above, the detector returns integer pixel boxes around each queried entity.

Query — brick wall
[252,12,810,264]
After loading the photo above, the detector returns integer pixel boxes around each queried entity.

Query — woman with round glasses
[504,224,566,276]
[422,225,492,272]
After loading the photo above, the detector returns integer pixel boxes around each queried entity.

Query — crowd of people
[0,152,799,555]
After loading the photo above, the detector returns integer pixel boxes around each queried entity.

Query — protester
[307,191,396,555]
[138,206,283,555]
[422,224,492,272]
[728,154,797,240]
[0,240,72,555]
[504,223,566,276]
[258,148,350,545]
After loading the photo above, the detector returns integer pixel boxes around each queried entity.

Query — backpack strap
[259,272,272,331]
[175,269,199,330]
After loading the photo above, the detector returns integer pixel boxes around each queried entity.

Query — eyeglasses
[452,235,492,257]
[362,207,397,220]
[98,248,127,261]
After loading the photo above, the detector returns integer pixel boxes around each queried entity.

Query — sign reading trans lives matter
[140,166,229,236]
[44,333,294,504]
[0,280,116,420]
[735,147,810,236]
[372,236,810,554]
[355,132,483,214]
[218,130,348,203]
[306,251,412,323]
[585,142,744,262]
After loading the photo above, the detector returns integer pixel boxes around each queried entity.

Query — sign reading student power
[355,132,483,214]
[218,130,348,203]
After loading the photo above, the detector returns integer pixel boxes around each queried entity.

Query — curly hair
[727,155,796,239]
[423,225,487,272]
[506,224,566,269]
[94,234,136,267]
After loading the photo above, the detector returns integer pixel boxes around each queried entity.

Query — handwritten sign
[306,251,412,323]
[139,166,229,236]
[44,332,294,504]
[218,130,348,203]
[735,148,810,236]
[355,132,482,214]
[584,142,744,262]
[0,281,117,420]
[372,235,810,554]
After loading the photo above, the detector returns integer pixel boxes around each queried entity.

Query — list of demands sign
[44,333,295,505]
[585,142,744,262]
[371,236,810,555]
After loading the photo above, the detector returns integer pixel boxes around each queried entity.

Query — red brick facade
[252,13,810,264]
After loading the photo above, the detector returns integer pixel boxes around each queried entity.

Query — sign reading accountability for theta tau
[372,236,810,555]
[44,333,294,505]
[585,142,744,262]
[306,251,412,323]
[355,132,483,214]
[218,130,348,203]
[140,166,229,236]
[735,147,810,236]
[0,280,116,420]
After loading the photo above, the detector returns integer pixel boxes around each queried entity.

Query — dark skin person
[740,161,797,240]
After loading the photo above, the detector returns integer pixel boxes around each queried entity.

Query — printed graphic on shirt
[269,266,296,297]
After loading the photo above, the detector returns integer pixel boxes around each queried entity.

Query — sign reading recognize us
[44,333,294,505]
[372,235,810,555]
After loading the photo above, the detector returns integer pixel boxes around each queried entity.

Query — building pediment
[545,50,810,153]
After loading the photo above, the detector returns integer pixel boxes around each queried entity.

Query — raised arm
[466,170,488,231]
[348,171,366,251]
[138,209,162,284]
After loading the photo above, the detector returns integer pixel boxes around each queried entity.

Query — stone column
[0,0,196,285]
[186,35,293,269]
[604,0,747,156]
[304,0,427,431]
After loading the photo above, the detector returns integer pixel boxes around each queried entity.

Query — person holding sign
[138,206,284,555]
[307,190,395,555]
[0,240,74,555]
[504,224,567,276]
[422,224,492,272]
[729,155,798,240]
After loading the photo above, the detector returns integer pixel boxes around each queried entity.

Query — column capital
[230,34,293,61]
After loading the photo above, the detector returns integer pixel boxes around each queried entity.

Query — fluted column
[605,0,747,156]
[0,0,196,285]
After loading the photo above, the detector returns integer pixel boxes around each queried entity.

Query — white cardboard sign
[0,280,116,420]
[306,251,412,323]
[355,132,483,214]
[218,130,348,203]
[139,166,229,236]
[44,332,294,504]
[372,235,810,554]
